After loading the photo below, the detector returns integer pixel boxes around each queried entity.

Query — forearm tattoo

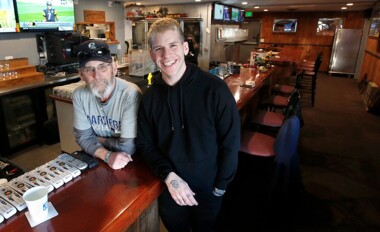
[170,180,179,189]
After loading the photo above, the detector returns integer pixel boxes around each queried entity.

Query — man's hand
[165,172,198,206]
[106,151,133,169]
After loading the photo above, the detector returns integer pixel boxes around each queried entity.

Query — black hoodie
[137,63,240,193]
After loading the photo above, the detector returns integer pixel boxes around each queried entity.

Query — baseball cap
[77,40,112,68]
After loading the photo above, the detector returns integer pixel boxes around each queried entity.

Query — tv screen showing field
[16,0,75,31]
[231,8,239,22]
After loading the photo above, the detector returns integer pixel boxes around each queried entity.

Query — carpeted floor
[295,72,380,232]
[216,72,380,232]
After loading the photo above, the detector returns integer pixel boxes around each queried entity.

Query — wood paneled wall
[361,37,380,85]
[248,11,366,72]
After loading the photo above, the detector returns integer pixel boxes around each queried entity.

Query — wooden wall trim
[365,49,380,59]
[261,42,332,47]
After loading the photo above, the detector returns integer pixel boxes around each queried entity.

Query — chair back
[284,90,304,127]
[272,116,303,205]
[273,115,301,165]
[314,52,323,73]
[267,115,303,226]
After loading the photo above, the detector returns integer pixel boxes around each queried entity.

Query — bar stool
[240,115,301,159]
[261,86,298,113]
[250,90,302,134]
[240,115,303,227]
[298,53,323,106]
[273,53,319,98]
[272,73,302,96]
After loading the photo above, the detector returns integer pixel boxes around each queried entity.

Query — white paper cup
[22,186,49,222]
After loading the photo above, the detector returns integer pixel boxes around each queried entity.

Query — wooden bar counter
[0,156,164,232]
[225,66,274,110]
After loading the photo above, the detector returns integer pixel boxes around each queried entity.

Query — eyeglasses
[77,47,110,61]
[81,63,112,76]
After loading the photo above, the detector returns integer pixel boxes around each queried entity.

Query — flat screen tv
[223,5,231,21]
[0,0,18,33]
[238,9,245,22]
[231,7,239,22]
[273,19,298,33]
[15,0,75,32]
[213,3,224,21]
[45,32,89,65]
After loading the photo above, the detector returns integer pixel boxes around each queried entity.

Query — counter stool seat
[252,110,285,128]
[263,95,289,109]
[240,130,275,157]
[240,115,301,158]
[273,84,295,95]
[251,90,302,134]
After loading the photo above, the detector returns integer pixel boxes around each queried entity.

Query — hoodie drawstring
[167,88,175,132]
[167,86,185,132]
[180,85,185,130]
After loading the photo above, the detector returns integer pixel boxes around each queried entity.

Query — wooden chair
[272,73,302,96]
[239,115,304,230]
[250,90,302,135]
[269,115,304,229]
[240,115,301,159]
[298,52,323,106]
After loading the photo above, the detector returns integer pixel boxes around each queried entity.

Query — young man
[73,40,141,170]
[137,18,240,231]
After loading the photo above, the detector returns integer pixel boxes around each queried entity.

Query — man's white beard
[90,75,115,100]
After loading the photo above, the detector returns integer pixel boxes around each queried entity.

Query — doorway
[239,20,261,64]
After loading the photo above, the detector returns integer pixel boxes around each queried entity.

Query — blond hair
[147,18,185,48]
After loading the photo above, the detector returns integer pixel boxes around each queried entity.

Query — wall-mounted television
[238,9,245,22]
[273,19,298,33]
[0,0,18,33]
[231,7,239,22]
[213,2,224,21]
[15,0,75,32]
[45,32,89,65]
[223,5,231,21]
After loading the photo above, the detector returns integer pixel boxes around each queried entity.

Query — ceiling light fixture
[347,3,353,6]
[242,2,247,5]
[341,6,347,9]
[136,2,141,5]
[264,9,268,11]
[195,0,201,2]
[254,6,259,9]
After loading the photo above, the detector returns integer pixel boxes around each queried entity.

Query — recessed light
[195,0,201,2]
[347,3,353,6]
[242,2,247,5]
[341,6,347,10]
[264,9,268,12]
[136,2,141,5]
[254,6,259,9]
